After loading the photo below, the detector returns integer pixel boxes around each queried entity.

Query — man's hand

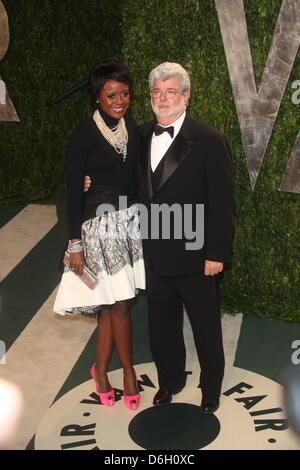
[84,175,91,192]
[204,260,223,276]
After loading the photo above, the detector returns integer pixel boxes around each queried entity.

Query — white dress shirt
[151,111,186,172]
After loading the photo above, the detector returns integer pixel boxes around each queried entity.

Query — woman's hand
[69,251,84,275]
[84,175,91,192]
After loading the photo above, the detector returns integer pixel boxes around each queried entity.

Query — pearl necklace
[93,110,128,161]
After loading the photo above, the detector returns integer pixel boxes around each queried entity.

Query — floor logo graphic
[35,363,300,450]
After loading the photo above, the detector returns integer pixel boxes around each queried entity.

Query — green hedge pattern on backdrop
[0,0,122,202]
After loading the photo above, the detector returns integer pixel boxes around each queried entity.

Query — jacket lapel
[139,115,195,200]
[155,132,192,195]
[140,128,154,200]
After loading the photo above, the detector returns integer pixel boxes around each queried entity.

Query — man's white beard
[151,97,186,120]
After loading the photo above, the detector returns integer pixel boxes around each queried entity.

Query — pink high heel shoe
[123,370,140,411]
[90,363,115,406]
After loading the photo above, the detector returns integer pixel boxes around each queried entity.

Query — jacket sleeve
[204,134,235,262]
[66,125,87,240]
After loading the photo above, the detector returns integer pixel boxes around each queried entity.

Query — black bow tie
[154,124,174,138]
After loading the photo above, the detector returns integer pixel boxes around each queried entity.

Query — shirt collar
[156,111,186,137]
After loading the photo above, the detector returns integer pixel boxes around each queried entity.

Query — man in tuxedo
[135,62,234,413]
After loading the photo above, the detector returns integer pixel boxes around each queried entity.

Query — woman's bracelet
[69,240,82,245]
[68,240,83,253]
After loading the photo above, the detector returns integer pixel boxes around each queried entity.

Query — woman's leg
[110,299,138,396]
[95,308,114,392]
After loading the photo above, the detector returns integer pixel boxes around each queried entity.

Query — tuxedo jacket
[135,114,235,276]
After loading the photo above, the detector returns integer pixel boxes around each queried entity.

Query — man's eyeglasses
[151,88,180,99]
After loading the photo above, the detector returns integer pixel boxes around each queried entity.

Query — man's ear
[184,91,190,107]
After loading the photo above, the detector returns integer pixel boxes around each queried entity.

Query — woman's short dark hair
[88,59,132,108]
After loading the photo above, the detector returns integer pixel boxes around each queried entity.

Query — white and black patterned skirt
[53,205,145,316]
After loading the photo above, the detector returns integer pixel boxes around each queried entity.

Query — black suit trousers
[146,267,225,401]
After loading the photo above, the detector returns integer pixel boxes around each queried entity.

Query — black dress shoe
[200,398,220,414]
[172,384,185,395]
[153,388,172,406]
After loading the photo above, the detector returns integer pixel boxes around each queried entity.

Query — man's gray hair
[149,62,191,93]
